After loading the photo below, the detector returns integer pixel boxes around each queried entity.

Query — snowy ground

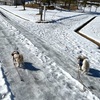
[0,5,100,100]
[0,63,12,100]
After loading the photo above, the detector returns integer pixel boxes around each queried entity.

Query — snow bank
[0,63,11,100]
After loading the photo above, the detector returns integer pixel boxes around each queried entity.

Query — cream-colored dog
[77,55,89,74]
[11,51,24,68]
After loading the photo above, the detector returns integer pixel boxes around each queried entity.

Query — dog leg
[82,70,88,75]
[81,66,89,75]
[78,64,82,71]
[14,62,19,67]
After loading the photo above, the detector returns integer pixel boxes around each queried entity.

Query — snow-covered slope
[0,5,100,100]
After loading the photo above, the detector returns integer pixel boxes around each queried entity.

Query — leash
[77,68,90,92]
[15,66,24,82]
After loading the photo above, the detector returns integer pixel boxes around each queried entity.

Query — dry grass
[60,5,78,10]
[25,3,78,10]
[25,3,55,10]
[25,3,39,8]
[46,6,55,10]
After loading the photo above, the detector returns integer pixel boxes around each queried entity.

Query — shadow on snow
[50,13,86,23]
[23,62,40,71]
[1,67,15,100]
[88,68,100,78]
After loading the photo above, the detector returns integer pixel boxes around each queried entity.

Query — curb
[0,7,30,21]
[77,31,100,48]
[75,16,100,48]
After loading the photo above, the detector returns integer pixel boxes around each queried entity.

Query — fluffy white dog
[77,55,89,74]
[11,51,24,68]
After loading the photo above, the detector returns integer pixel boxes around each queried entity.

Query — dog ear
[16,51,19,54]
[11,53,14,56]
[82,55,87,60]
[77,55,81,59]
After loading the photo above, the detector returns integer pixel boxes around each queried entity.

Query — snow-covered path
[0,6,100,100]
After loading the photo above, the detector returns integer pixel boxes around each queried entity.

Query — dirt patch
[25,3,55,10]
[25,3,39,8]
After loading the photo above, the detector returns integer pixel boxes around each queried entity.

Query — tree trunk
[65,2,67,7]
[21,0,26,10]
[15,0,17,8]
[68,0,71,10]
[95,7,97,12]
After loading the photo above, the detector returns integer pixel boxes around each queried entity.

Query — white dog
[77,55,89,74]
[11,51,24,68]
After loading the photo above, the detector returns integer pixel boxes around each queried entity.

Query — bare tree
[68,0,72,10]
[82,0,87,12]
[15,0,18,8]
[89,0,100,12]
[21,0,26,10]
[39,1,43,21]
